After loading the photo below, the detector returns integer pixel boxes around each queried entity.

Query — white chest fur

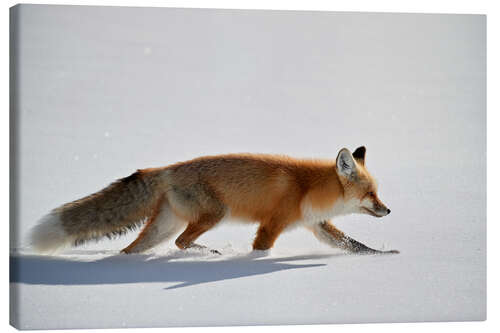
[297,197,360,227]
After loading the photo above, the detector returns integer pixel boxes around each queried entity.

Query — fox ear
[352,146,366,165]
[336,148,357,177]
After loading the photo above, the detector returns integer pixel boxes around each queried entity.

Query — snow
[10,4,486,330]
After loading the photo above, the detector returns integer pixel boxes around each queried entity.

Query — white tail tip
[28,212,72,255]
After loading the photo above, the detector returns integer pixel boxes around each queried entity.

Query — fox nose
[387,209,391,215]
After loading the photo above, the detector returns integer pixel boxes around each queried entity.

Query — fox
[29,146,398,255]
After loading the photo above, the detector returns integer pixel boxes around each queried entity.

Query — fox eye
[367,192,375,197]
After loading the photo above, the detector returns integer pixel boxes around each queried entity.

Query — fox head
[335,146,391,218]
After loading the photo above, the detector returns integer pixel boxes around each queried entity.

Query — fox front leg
[309,221,398,254]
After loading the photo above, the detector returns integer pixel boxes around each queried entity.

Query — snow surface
[10,4,486,329]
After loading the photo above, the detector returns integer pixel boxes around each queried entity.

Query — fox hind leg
[121,200,186,254]
[174,212,225,254]
[168,183,226,254]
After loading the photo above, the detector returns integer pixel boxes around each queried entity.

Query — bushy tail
[29,170,161,255]
[28,212,72,254]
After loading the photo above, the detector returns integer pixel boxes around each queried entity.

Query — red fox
[29,147,398,255]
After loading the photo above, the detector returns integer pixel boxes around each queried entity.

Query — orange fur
[165,154,341,223]
[32,148,396,255]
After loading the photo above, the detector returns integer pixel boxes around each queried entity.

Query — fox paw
[247,249,271,259]
[358,249,399,255]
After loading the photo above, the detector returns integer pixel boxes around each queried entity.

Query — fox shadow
[10,251,343,290]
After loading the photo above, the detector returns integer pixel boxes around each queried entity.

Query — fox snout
[372,199,391,218]
[361,195,391,218]
[362,206,390,218]
[377,207,391,217]
[376,199,390,216]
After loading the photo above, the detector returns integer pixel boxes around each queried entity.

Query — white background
[2,1,498,333]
